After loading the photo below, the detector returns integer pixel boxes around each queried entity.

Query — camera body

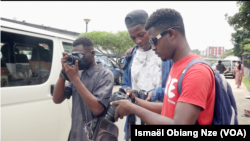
[105,88,148,122]
[66,51,86,66]
[106,88,129,122]
[132,90,148,100]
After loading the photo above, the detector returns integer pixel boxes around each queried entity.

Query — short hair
[145,8,185,37]
[218,60,222,64]
[73,36,93,48]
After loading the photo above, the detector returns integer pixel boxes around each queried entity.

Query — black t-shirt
[216,64,226,74]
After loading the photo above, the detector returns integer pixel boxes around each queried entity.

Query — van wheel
[116,74,122,85]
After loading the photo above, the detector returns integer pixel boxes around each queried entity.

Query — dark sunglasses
[149,26,180,46]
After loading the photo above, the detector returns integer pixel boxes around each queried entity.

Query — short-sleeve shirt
[216,64,226,74]
[131,49,162,91]
[161,54,215,125]
[64,63,114,141]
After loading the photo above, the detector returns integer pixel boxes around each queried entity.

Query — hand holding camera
[108,88,148,122]
[61,52,69,73]
[61,51,86,82]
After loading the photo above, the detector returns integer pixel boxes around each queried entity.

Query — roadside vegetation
[243,76,250,91]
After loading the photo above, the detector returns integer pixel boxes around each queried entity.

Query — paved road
[225,76,250,124]
[112,77,250,140]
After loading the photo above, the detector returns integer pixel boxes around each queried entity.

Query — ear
[168,28,176,40]
[92,50,96,56]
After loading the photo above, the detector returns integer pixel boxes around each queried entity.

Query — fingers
[125,87,132,93]
[146,97,150,101]
[62,52,69,57]
[75,60,79,71]
[64,63,71,72]
[127,90,135,99]
[110,100,119,106]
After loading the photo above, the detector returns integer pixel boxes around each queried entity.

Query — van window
[1,31,53,87]
[221,61,231,67]
[63,42,72,53]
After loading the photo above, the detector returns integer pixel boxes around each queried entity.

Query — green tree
[78,31,135,69]
[225,1,250,63]
[220,49,234,59]
[191,49,200,55]
[225,1,250,30]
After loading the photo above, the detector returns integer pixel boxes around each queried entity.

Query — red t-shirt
[161,54,215,125]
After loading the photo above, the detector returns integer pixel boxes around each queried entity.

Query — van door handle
[50,85,55,96]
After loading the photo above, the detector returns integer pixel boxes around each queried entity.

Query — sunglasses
[149,26,180,46]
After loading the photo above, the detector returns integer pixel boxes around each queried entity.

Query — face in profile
[147,27,175,61]
[128,24,151,51]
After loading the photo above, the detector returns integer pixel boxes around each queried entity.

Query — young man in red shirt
[111,8,215,125]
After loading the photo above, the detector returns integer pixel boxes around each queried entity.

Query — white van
[1,20,74,141]
[222,60,238,78]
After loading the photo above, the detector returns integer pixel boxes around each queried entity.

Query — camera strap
[79,96,87,123]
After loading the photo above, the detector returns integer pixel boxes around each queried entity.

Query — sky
[1,1,240,51]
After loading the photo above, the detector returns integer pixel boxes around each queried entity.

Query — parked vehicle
[95,57,123,85]
[211,60,237,78]
[1,20,73,141]
[211,63,218,71]
[222,60,237,78]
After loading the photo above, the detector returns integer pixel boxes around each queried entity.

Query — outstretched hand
[110,100,135,122]
[64,60,79,83]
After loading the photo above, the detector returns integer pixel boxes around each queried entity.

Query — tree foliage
[225,1,250,64]
[230,28,250,57]
[191,49,200,55]
[225,1,250,30]
[78,31,135,69]
[220,49,234,59]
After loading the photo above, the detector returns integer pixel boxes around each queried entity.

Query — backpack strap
[177,58,213,95]
[123,47,135,70]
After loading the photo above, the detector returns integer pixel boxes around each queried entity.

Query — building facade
[206,46,224,57]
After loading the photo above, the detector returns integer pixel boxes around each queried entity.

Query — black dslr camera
[105,88,148,122]
[66,51,86,66]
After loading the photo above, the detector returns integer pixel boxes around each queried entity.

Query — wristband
[60,71,70,81]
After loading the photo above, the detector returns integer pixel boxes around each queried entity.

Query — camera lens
[66,55,75,65]
[106,105,117,122]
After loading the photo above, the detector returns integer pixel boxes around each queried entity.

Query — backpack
[177,58,238,125]
[78,97,119,141]
[123,47,135,70]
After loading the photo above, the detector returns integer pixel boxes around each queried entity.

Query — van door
[1,28,71,141]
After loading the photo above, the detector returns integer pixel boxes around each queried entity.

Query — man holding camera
[53,37,114,141]
[122,9,173,141]
[111,8,215,125]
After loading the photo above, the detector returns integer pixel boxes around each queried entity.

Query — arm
[147,60,173,102]
[53,77,67,104]
[121,56,131,90]
[112,64,214,124]
[72,78,105,116]
[112,99,201,124]
[53,52,69,104]
[147,87,165,102]
[64,61,111,116]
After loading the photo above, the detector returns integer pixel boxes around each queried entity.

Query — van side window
[62,42,72,53]
[1,31,53,87]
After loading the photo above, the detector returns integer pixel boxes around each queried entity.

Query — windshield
[221,61,231,66]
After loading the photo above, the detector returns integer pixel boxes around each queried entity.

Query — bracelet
[60,70,70,81]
